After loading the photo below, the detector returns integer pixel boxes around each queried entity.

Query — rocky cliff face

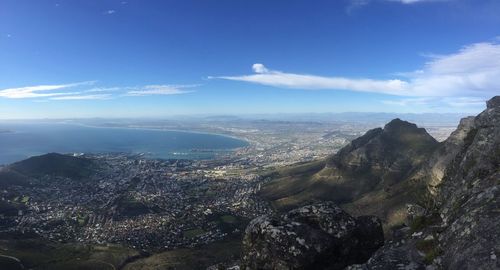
[348,96,500,269]
[422,116,476,196]
[432,96,500,269]
[241,202,384,270]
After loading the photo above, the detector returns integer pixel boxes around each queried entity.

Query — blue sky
[0,0,499,118]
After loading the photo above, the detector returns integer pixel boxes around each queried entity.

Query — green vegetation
[113,194,153,218]
[0,169,30,188]
[259,159,327,211]
[0,238,139,270]
[76,213,88,226]
[0,200,24,216]
[123,237,242,270]
[221,215,237,224]
[416,239,443,265]
[409,213,440,233]
[183,228,205,239]
[21,196,30,204]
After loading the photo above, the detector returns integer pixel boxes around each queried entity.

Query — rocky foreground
[240,96,500,270]
[241,202,384,269]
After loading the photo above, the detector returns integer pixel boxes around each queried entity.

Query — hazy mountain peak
[486,95,500,109]
[384,118,417,130]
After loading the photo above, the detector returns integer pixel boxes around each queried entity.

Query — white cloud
[347,0,450,12]
[382,96,486,111]
[50,94,112,100]
[218,69,409,95]
[105,10,116,15]
[363,0,449,5]
[389,0,448,4]
[390,0,429,3]
[252,63,270,74]
[0,81,95,99]
[407,42,500,96]
[84,87,121,93]
[346,0,371,13]
[443,97,486,107]
[381,97,435,106]
[125,85,196,96]
[214,41,500,98]
[0,82,197,101]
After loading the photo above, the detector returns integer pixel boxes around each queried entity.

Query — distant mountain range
[2,111,466,126]
[223,112,468,126]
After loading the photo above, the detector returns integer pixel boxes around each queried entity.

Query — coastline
[0,122,252,165]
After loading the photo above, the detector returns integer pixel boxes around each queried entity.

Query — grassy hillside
[260,160,326,208]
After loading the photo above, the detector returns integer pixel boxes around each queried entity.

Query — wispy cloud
[0,82,197,101]
[213,41,500,98]
[0,81,95,99]
[388,0,448,4]
[104,10,116,15]
[50,94,112,100]
[125,85,197,96]
[381,97,486,111]
[443,97,486,107]
[346,0,371,13]
[215,64,409,96]
[381,97,435,106]
[84,87,121,93]
[347,0,451,12]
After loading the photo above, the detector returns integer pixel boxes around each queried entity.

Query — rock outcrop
[241,202,384,270]
[433,96,500,269]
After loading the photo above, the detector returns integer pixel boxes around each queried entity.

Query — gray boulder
[241,202,383,270]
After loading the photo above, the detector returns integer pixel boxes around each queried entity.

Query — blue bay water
[0,123,248,165]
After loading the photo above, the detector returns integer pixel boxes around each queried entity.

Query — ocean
[0,122,248,165]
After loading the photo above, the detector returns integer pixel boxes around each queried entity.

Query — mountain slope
[0,153,95,187]
[9,153,94,179]
[260,119,439,223]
